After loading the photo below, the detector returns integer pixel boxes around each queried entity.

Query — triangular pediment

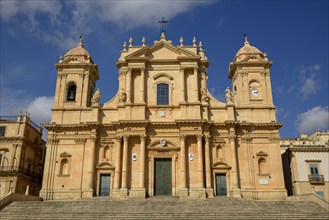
[96,161,115,170]
[125,41,199,61]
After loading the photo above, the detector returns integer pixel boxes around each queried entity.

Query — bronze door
[99,174,110,196]
[215,174,227,196]
[154,158,172,196]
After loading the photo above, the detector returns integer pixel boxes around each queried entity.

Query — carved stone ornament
[118,88,126,103]
[159,138,167,147]
[91,88,101,105]
[225,87,233,103]
[201,88,210,102]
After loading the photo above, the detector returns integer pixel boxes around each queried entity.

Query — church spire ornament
[158,17,168,34]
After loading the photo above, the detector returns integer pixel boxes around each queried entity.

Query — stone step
[1,198,328,220]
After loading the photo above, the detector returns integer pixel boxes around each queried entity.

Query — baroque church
[40,32,287,200]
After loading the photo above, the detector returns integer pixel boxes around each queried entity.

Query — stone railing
[287,192,329,211]
[0,192,42,210]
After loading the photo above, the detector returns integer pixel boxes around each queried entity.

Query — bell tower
[228,36,277,123]
[229,36,274,108]
[53,37,99,111]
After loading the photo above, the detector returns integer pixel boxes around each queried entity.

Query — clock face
[251,89,259,96]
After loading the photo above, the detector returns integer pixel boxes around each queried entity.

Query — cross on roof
[158,17,168,34]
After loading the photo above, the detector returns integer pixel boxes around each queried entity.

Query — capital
[204,135,211,141]
[140,134,146,141]
[116,135,122,142]
[179,134,186,141]
[196,134,203,141]
[90,135,97,143]
[123,134,130,141]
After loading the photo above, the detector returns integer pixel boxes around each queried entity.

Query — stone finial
[78,35,83,47]
[142,37,146,46]
[180,37,184,46]
[160,32,166,41]
[129,37,133,46]
[59,55,63,63]
[199,41,203,51]
[243,33,249,44]
[193,37,197,46]
[123,42,127,51]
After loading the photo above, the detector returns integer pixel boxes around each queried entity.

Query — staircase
[1,197,328,219]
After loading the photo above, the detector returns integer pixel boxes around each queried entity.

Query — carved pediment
[256,151,268,157]
[212,160,231,169]
[60,152,71,157]
[96,161,115,170]
[147,139,180,151]
[124,42,199,61]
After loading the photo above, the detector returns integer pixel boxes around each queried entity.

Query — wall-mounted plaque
[132,153,137,161]
[189,153,194,161]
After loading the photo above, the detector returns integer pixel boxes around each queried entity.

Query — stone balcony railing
[308,174,325,184]
[0,166,42,180]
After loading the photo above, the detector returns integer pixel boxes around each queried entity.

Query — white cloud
[0,86,53,125]
[1,0,214,50]
[298,65,321,100]
[295,106,329,135]
[299,74,319,100]
[0,0,61,29]
[209,87,225,102]
[26,96,54,125]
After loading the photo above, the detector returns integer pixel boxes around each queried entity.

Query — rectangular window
[157,83,169,105]
[310,164,319,175]
[0,126,6,137]
[0,154,2,166]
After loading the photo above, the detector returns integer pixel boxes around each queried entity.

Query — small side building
[0,113,46,198]
[281,131,329,199]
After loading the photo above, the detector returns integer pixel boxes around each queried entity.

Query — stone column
[230,133,240,197]
[139,135,146,188]
[180,135,187,188]
[204,135,211,189]
[126,68,132,103]
[140,68,145,103]
[180,67,185,102]
[89,135,97,189]
[121,135,129,189]
[194,66,199,102]
[179,134,188,198]
[113,136,122,190]
[196,135,204,187]
[201,72,207,91]
[14,144,22,167]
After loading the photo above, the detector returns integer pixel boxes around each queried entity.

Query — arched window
[67,84,77,101]
[157,83,169,105]
[258,158,267,174]
[60,158,69,175]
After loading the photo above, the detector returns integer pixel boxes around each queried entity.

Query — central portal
[154,158,172,196]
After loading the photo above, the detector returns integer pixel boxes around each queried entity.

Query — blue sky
[0,0,328,138]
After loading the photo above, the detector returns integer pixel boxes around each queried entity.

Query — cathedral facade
[40,33,287,200]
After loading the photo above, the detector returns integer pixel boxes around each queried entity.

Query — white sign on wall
[259,179,269,185]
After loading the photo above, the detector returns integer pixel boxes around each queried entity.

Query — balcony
[308,174,325,184]
[0,166,42,180]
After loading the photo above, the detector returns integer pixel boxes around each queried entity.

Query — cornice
[237,122,283,128]
[0,137,24,142]
[44,122,100,131]
[289,147,329,153]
